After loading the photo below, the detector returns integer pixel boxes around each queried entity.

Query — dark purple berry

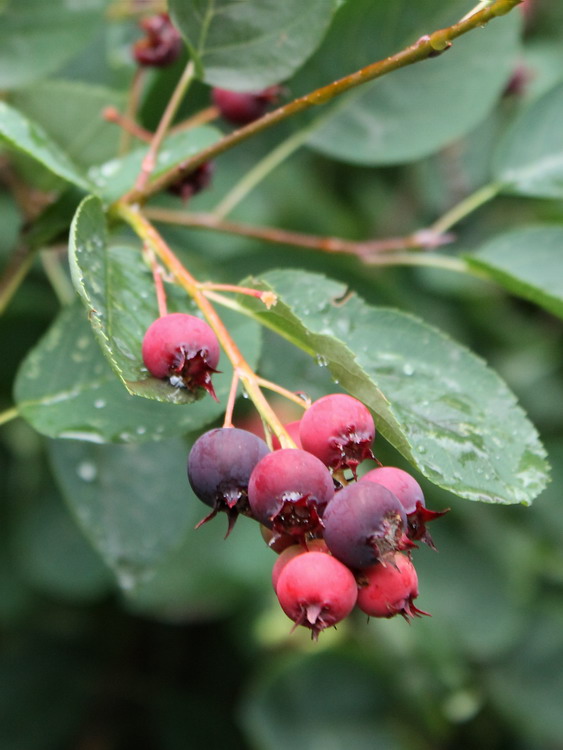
[188,427,270,536]
[211,86,281,125]
[299,394,375,477]
[361,466,448,547]
[248,449,334,543]
[142,313,220,399]
[168,162,214,201]
[323,481,412,569]
[133,13,183,67]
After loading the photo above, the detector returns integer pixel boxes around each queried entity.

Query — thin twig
[121,0,522,205]
[134,60,196,191]
[143,208,453,258]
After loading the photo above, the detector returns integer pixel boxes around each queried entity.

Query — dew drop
[315,354,328,367]
[402,363,415,376]
[94,399,106,409]
[77,461,97,482]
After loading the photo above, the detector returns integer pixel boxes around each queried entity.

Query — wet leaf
[239,269,549,505]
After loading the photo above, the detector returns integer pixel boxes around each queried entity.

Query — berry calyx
[248,449,334,543]
[361,466,448,547]
[357,553,428,621]
[323,481,412,569]
[188,428,270,535]
[275,551,358,640]
[299,394,376,477]
[142,312,220,399]
[132,13,183,67]
[211,86,281,125]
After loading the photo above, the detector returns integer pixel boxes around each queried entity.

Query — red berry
[133,13,183,67]
[299,394,375,476]
[188,428,270,535]
[275,551,358,640]
[168,162,214,201]
[248,448,334,542]
[361,467,424,514]
[271,420,302,450]
[323,481,412,569]
[271,539,329,591]
[361,466,448,547]
[142,312,220,399]
[211,86,281,125]
[357,553,428,621]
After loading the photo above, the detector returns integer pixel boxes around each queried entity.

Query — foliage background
[1,1,563,748]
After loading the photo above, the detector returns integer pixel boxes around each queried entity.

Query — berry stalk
[113,201,296,448]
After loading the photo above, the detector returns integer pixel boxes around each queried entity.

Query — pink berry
[361,466,448,547]
[142,312,220,399]
[248,448,334,542]
[275,551,358,639]
[211,86,281,125]
[272,420,302,450]
[299,394,375,476]
[357,553,428,621]
[271,539,329,591]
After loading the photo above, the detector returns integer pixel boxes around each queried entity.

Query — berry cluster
[141,313,447,640]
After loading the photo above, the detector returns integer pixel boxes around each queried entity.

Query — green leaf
[0,101,91,190]
[11,80,127,169]
[69,195,261,407]
[466,226,563,319]
[240,650,400,750]
[48,437,192,588]
[494,82,563,198]
[87,125,221,203]
[14,301,259,443]
[239,269,548,505]
[169,0,340,90]
[0,0,106,90]
[298,0,521,165]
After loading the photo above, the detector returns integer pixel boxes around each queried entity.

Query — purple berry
[133,13,182,67]
[361,466,448,547]
[323,482,412,569]
[299,394,375,477]
[142,313,220,399]
[188,427,270,535]
[248,449,334,542]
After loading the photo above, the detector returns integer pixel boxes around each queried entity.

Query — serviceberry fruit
[271,420,302,450]
[271,539,329,591]
[275,551,358,640]
[188,427,270,535]
[323,481,412,569]
[133,13,183,67]
[248,448,334,543]
[357,553,428,621]
[211,86,281,125]
[168,162,214,202]
[361,466,448,547]
[299,393,375,477]
[142,312,220,399]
